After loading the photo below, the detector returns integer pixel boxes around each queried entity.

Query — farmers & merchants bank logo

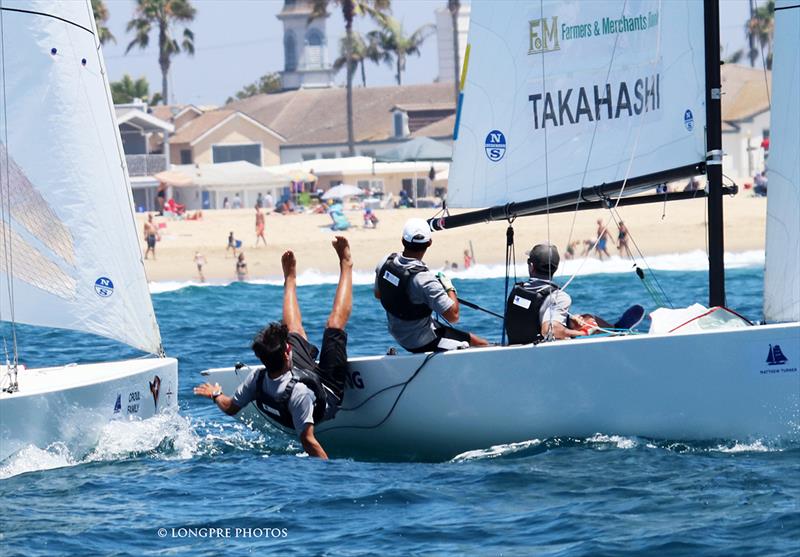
[528,17,560,54]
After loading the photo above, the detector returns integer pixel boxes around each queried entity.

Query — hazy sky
[100,0,762,107]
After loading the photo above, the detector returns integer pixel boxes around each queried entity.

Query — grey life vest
[254,367,341,430]
[505,279,560,345]
[377,254,432,321]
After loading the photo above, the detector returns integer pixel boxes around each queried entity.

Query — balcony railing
[126,154,167,177]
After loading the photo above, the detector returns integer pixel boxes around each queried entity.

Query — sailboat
[0,1,178,459]
[202,0,799,460]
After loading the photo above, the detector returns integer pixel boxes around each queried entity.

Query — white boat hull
[0,358,178,460]
[202,324,800,460]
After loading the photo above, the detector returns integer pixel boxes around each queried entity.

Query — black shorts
[288,329,348,397]
[409,324,471,354]
[147,234,156,248]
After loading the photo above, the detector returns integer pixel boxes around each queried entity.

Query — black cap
[527,243,560,277]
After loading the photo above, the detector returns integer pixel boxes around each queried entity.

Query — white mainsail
[764,0,800,324]
[0,1,161,354]
[449,0,707,208]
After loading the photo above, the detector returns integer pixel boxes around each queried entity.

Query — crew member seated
[375,218,489,353]
[505,243,585,344]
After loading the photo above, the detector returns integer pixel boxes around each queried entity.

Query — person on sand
[227,231,237,257]
[595,219,611,260]
[194,237,354,460]
[617,221,630,257]
[463,249,472,269]
[255,207,267,247]
[143,214,159,260]
[375,218,489,353]
[194,251,206,282]
[236,252,248,281]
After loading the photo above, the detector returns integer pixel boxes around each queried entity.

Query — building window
[321,152,336,159]
[180,149,192,164]
[360,149,376,158]
[284,31,297,72]
[305,29,324,69]
[212,143,262,166]
[301,152,317,161]
[393,111,408,138]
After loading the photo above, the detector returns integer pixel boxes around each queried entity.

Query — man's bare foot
[282,250,296,279]
[332,236,352,266]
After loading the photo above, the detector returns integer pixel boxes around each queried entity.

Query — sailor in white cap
[374,218,489,353]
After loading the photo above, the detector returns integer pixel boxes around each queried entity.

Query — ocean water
[1,255,798,556]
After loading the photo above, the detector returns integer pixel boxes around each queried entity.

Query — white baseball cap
[402,218,432,244]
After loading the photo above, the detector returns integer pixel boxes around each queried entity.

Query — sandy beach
[136,194,767,282]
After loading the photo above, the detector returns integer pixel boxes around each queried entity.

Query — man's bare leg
[282,250,306,339]
[326,236,353,330]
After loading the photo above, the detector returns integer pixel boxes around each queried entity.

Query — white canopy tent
[155,161,292,210]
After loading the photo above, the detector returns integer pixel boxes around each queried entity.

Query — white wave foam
[712,440,772,453]
[0,411,198,479]
[450,439,542,462]
[149,250,764,292]
[587,433,639,449]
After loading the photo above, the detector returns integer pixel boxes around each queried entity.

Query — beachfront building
[277,0,335,90]
[115,100,174,212]
[167,109,285,167]
[720,64,771,183]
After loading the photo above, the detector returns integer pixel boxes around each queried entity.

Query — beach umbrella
[322,184,363,200]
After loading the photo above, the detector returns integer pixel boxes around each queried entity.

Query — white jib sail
[0,1,162,354]
[449,0,707,208]
[764,0,800,324]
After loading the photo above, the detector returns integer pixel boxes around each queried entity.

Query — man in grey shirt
[194,236,353,459]
[374,218,489,353]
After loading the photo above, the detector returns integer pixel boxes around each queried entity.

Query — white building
[435,2,471,83]
[277,0,335,90]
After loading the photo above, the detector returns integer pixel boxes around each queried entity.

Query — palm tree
[745,0,775,69]
[91,0,115,45]
[333,32,381,87]
[369,16,435,86]
[110,74,162,104]
[125,0,196,105]
[448,0,460,104]
[311,0,391,156]
[226,73,282,104]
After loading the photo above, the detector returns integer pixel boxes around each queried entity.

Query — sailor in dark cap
[505,243,585,344]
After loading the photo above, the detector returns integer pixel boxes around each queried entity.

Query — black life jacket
[505,279,560,345]
[254,367,341,431]
[377,253,432,321]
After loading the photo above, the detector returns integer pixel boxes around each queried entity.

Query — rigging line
[317,352,438,432]
[0,9,19,369]
[0,7,94,36]
[565,0,629,252]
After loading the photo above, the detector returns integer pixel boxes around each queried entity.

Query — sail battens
[448,0,707,209]
[0,1,161,354]
[0,6,94,35]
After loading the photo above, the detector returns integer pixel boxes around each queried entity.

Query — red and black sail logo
[149,375,161,410]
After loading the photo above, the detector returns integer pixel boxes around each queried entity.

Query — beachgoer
[227,231,237,257]
[264,192,274,208]
[684,176,700,192]
[194,237,353,459]
[374,218,489,353]
[222,197,230,210]
[363,207,378,228]
[143,214,159,260]
[156,183,167,216]
[505,243,585,344]
[256,193,264,209]
[617,221,630,256]
[233,193,243,209]
[255,207,267,247]
[564,240,579,260]
[595,219,611,260]
[194,251,206,282]
[463,249,472,269]
[236,253,248,281]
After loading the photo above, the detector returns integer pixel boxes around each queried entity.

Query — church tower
[278,0,335,90]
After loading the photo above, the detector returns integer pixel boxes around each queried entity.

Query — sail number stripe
[0,7,94,35]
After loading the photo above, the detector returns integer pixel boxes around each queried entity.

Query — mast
[704,0,726,307]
